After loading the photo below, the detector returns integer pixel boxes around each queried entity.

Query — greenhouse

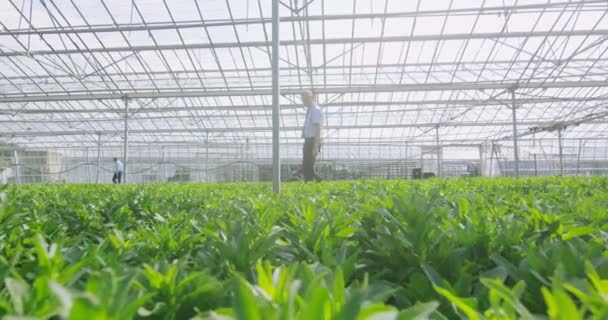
[1,0,607,186]
[1,0,608,319]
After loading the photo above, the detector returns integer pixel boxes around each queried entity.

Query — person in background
[112,157,123,184]
[301,90,323,181]
[288,168,305,182]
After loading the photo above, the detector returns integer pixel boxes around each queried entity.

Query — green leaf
[585,261,608,297]
[433,286,481,320]
[397,301,439,320]
[49,281,73,319]
[198,309,237,320]
[68,297,104,320]
[562,226,596,240]
[34,234,51,269]
[457,198,470,216]
[553,290,580,319]
[420,264,443,287]
[5,278,30,315]
[122,293,154,319]
[358,303,397,320]
[542,287,580,320]
[233,278,261,320]
[333,268,345,309]
[256,262,275,299]
[300,286,329,320]
[335,291,365,320]
[480,279,532,319]
[336,226,358,238]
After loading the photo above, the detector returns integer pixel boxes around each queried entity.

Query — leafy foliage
[1,177,608,319]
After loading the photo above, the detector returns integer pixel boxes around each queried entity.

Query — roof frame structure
[1,0,608,154]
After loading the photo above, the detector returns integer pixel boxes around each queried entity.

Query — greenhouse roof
[1,0,608,150]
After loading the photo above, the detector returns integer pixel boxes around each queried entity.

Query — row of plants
[1,177,608,319]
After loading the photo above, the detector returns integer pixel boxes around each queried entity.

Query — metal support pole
[533,154,538,176]
[205,132,209,182]
[558,129,564,176]
[196,147,202,182]
[404,141,409,179]
[96,133,101,183]
[272,0,281,193]
[576,139,583,175]
[245,137,250,181]
[492,142,505,176]
[13,149,21,184]
[489,142,494,176]
[420,146,424,174]
[240,144,244,181]
[478,144,483,177]
[511,90,520,178]
[435,126,442,177]
[196,148,207,182]
[123,97,130,183]
[494,145,505,176]
[85,147,91,183]
[161,146,166,182]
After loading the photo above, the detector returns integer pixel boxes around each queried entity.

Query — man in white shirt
[112,157,124,184]
[301,90,323,181]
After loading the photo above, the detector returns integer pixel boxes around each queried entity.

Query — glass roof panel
[0,0,607,155]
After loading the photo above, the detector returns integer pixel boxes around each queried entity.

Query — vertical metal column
[244,144,249,180]
[558,129,564,176]
[576,139,583,175]
[511,90,520,178]
[13,149,21,184]
[161,146,166,182]
[493,143,505,176]
[489,142,494,176]
[195,147,201,182]
[205,132,209,182]
[96,133,102,183]
[271,0,281,193]
[123,97,130,183]
[533,154,538,176]
[85,147,91,183]
[404,141,409,179]
[420,146,424,174]
[478,144,484,177]
[240,144,244,181]
[435,126,442,177]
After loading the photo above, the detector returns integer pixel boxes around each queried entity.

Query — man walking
[301,90,323,181]
[112,157,124,184]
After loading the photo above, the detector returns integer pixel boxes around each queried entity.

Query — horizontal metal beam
[7,71,606,97]
[1,0,602,36]
[3,58,603,81]
[3,120,608,137]
[498,109,608,141]
[0,141,474,148]
[1,107,604,124]
[2,30,606,57]
[7,137,608,151]
[13,137,604,147]
[1,80,607,103]
[3,96,603,114]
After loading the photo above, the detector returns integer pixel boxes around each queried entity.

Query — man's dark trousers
[112,171,122,184]
[303,138,316,181]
